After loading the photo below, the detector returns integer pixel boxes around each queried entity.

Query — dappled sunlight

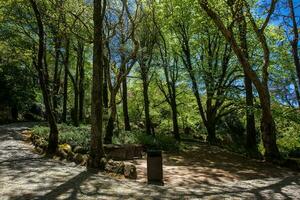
[1,123,300,199]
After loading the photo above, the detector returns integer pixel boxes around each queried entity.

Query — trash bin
[147,150,164,185]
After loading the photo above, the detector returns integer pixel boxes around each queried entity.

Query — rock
[34,146,44,154]
[73,146,86,154]
[81,154,89,166]
[74,153,84,164]
[59,143,72,154]
[67,151,75,161]
[124,164,137,179]
[35,138,47,150]
[105,160,125,174]
[104,144,144,160]
[57,148,68,159]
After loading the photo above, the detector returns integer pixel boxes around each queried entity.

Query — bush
[32,124,182,152]
[112,130,182,152]
[32,124,90,150]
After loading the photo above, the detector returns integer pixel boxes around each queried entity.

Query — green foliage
[33,124,182,152]
[113,130,182,152]
[32,124,90,149]
[273,105,300,156]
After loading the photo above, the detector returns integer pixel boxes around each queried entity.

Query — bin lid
[147,150,162,156]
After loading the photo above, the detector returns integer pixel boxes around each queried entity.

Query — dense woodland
[0,0,300,169]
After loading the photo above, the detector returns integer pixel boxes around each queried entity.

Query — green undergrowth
[32,124,183,152]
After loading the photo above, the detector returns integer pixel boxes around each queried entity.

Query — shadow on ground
[1,123,300,199]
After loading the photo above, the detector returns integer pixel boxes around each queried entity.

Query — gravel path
[0,122,300,199]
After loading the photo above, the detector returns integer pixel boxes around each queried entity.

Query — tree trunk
[29,0,59,155]
[88,0,106,169]
[199,2,280,160]
[244,75,257,149]
[52,37,61,116]
[103,56,109,109]
[78,42,85,122]
[170,95,180,141]
[62,38,69,123]
[104,92,117,144]
[142,74,152,135]
[122,77,131,131]
[206,122,216,144]
[237,7,257,152]
[288,0,300,98]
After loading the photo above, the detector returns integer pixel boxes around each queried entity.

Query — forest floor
[0,122,300,200]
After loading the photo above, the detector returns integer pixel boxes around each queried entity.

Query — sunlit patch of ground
[0,122,299,199]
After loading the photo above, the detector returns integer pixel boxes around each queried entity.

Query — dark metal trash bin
[147,150,164,185]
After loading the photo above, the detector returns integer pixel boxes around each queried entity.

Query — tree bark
[171,96,180,141]
[78,41,85,122]
[29,0,59,155]
[104,92,117,144]
[237,5,257,152]
[62,38,69,123]
[52,37,61,115]
[122,77,131,131]
[141,71,152,135]
[88,0,106,169]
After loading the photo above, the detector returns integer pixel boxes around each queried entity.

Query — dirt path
[0,122,300,199]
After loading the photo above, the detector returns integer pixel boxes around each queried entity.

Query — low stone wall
[104,144,144,160]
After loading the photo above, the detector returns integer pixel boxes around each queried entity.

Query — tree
[88,0,106,169]
[104,0,140,144]
[137,14,157,135]
[29,0,59,155]
[199,0,281,160]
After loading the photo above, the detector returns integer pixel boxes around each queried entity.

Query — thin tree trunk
[52,37,61,114]
[88,0,106,169]
[104,92,117,144]
[244,75,257,149]
[170,85,180,140]
[122,77,131,131]
[237,6,257,153]
[142,74,152,135]
[62,38,70,123]
[29,0,59,155]
[79,50,85,122]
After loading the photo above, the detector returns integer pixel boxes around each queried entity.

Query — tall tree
[236,1,257,155]
[88,0,106,169]
[104,0,139,144]
[29,0,59,155]
[199,0,281,160]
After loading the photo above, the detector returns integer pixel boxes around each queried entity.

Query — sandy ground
[0,122,300,200]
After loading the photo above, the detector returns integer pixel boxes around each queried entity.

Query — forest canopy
[0,0,300,166]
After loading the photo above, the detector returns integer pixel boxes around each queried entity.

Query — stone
[124,164,137,179]
[73,146,87,154]
[59,143,72,154]
[105,160,125,174]
[74,153,84,164]
[57,148,68,159]
[67,151,75,161]
[104,144,144,160]
[34,146,44,154]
